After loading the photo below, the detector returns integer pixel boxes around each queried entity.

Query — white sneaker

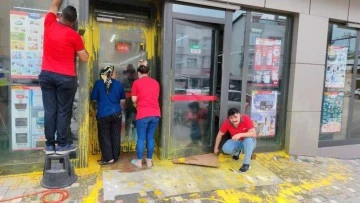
[145,158,153,168]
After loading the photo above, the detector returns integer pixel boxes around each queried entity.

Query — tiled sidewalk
[0,151,359,203]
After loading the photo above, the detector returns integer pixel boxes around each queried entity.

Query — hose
[0,189,69,203]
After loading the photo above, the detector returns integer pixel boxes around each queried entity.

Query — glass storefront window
[229,10,292,148]
[351,38,360,138]
[247,12,289,143]
[320,23,360,142]
[228,10,246,111]
[0,0,80,173]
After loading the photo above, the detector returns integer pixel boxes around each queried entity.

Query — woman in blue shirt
[91,66,126,165]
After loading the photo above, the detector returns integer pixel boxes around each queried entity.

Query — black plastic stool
[41,152,77,188]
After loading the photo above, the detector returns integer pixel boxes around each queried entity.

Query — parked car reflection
[355,88,360,100]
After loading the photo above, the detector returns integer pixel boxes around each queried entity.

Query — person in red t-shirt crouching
[214,108,257,173]
[130,59,161,168]
[39,0,88,154]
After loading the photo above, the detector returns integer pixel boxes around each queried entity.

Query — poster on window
[253,38,281,87]
[11,86,45,150]
[325,46,348,88]
[321,92,344,133]
[250,91,277,137]
[11,86,31,150]
[10,10,44,79]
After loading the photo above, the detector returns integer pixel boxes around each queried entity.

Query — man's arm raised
[49,0,63,14]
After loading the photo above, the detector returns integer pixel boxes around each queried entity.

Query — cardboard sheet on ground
[172,153,219,167]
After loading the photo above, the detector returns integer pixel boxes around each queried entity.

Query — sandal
[131,159,143,168]
[97,159,114,165]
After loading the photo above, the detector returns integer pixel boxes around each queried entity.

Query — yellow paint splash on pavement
[83,174,102,203]
[267,173,348,203]
[176,158,186,163]
[76,154,101,176]
[154,189,163,198]
[216,189,262,203]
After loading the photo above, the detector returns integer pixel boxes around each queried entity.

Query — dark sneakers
[56,144,77,154]
[43,145,55,154]
[239,164,250,173]
[232,151,241,160]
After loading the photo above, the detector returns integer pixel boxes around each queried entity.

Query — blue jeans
[222,137,256,165]
[136,116,160,159]
[39,71,77,147]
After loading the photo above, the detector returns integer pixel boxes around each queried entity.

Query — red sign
[115,43,130,53]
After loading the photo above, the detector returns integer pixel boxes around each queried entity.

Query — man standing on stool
[214,108,257,173]
[39,0,89,154]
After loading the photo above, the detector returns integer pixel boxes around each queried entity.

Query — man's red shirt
[220,115,254,141]
[41,13,85,76]
[131,76,161,120]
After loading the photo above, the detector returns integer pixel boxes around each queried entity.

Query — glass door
[227,11,292,150]
[94,24,148,154]
[169,20,218,157]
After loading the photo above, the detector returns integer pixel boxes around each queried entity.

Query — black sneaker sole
[239,166,251,173]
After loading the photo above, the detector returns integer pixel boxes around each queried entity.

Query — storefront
[160,3,292,158]
[317,22,360,158]
[0,0,359,174]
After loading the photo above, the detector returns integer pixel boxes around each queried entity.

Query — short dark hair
[227,108,240,117]
[62,6,77,23]
[137,65,149,74]
[126,64,135,74]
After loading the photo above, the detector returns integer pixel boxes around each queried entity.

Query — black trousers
[39,71,77,147]
[97,112,122,162]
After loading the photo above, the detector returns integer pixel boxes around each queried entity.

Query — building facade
[0,0,359,174]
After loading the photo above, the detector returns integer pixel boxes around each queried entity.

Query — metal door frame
[161,1,232,159]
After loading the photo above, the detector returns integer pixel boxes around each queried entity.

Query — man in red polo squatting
[214,108,257,173]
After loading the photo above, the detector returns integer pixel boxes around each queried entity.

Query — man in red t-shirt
[130,59,160,168]
[214,108,257,173]
[39,0,88,154]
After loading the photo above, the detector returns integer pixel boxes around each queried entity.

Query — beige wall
[220,0,360,23]
[285,14,328,156]
[265,0,310,14]
[348,0,360,23]
[310,0,349,21]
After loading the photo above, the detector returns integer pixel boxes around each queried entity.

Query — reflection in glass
[350,35,360,138]
[174,24,213,95]
[171,22,215,156]
[173,101,210,147]
[320,24,356,141]
[98,25,148,149]
[228,10,246,112]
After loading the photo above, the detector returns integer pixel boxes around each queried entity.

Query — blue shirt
[91,79,126,118]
